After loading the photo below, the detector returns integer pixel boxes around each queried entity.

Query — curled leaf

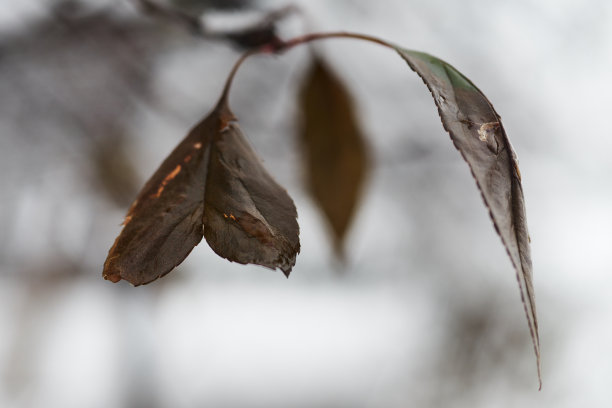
[298,56,369,257]
[103,100,299,285]
[394,48,540,387]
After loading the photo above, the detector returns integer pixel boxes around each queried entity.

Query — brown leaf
[298,56,369,257]
[395,48,540,387]
[103,101,299,285]
[202,110,300,275]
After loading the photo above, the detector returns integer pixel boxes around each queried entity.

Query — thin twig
[217,31,395,106]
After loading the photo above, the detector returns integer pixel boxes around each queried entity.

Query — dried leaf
[395,48,540,387]
[103,101,299,285]
[202,109,300,275]
[298,56,369,256]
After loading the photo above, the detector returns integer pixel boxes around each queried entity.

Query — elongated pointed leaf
[298,56,369,257]
[103,101,299,285]
[395,48,540,387]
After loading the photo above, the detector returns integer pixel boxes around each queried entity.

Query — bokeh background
[1,0,611,407]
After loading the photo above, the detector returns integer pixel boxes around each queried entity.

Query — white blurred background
[1,0,611,407]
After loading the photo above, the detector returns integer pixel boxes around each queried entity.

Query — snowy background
[1,0,611,407]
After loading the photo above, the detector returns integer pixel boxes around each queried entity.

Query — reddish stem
[216,31,395,108]
[279,31,393,51]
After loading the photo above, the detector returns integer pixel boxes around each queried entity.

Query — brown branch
[134,0,301,49]
[136,0,205,34]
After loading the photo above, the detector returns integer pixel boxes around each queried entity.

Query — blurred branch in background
[135,0,300,49]
[0,1,162,265]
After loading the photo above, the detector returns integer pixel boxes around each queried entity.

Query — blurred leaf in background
[91,132,140,207]
[298,55,370,258]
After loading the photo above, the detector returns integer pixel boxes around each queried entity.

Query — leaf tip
[103,242,123,283]
[536,352,543,391]
[102,269,122,283]
[333,240,348,262]
[278,250,297,278]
